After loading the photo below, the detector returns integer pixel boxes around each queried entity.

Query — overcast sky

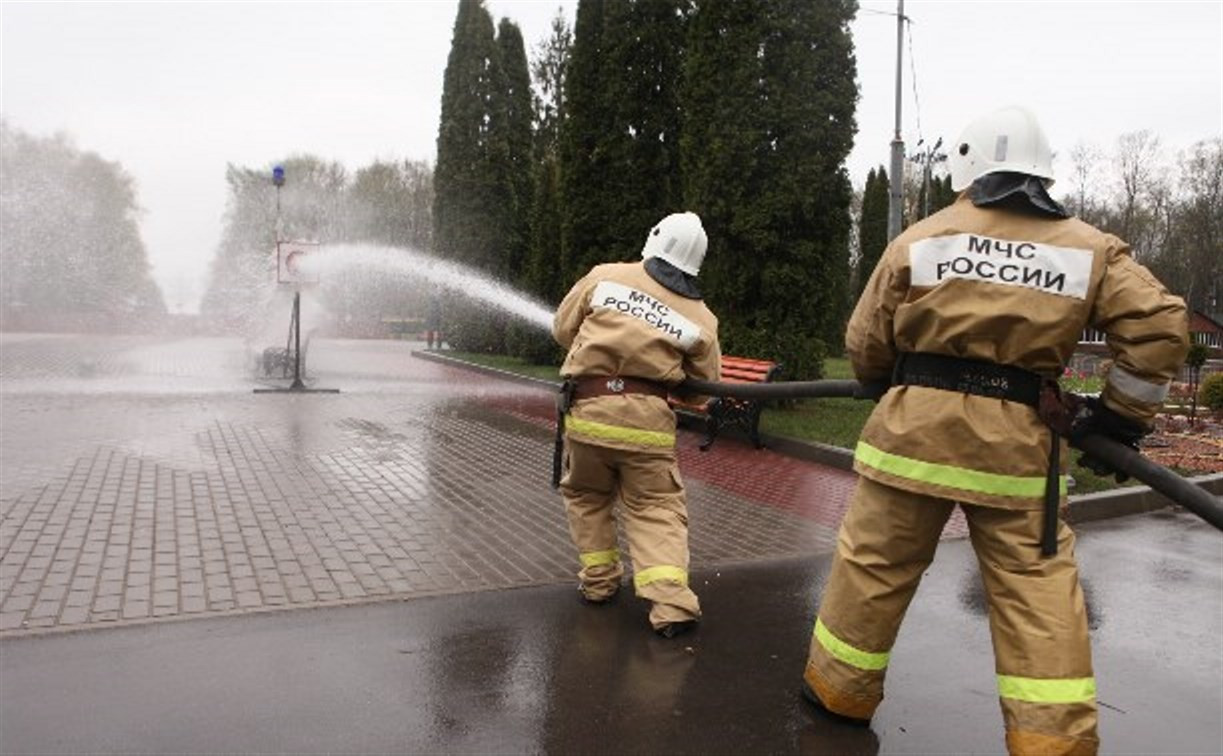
[2,1,1220,313]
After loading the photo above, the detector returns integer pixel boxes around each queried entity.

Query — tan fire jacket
[554,261,722,452]
[849,195,1189,509]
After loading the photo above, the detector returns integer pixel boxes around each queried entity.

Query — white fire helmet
[641,212,708,276]
[949,106,1055,192]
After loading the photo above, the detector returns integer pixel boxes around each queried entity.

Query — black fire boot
[653,620,697,639]
[578,586,619,606]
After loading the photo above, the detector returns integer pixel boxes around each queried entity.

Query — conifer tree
[931,174,956,214]
[497,18,534,285]
[558,0,607,283]
[682,0,858,378]
[856,166,889,299]
[434,0,515,350]
[560,0,687,286]
[434,0,510,276]
[525,10,571,305]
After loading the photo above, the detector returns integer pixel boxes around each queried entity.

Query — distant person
[425,293,442,350]
[800,106,1188,755]
[552,212,721,638]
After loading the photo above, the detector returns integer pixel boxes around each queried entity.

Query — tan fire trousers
[559,438,700,628]
[805,477,1098,756]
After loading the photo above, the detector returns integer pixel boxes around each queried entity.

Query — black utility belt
[891,352,1046,407]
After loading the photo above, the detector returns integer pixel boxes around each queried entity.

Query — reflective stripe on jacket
[553,261,722,452]
[849,195,1188,509]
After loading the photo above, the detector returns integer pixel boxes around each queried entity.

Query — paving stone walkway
[0,334,879,636]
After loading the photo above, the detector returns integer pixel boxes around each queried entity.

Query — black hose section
[679,376,1223,531]
[678,377,862,400]
[1074,434,1223,531]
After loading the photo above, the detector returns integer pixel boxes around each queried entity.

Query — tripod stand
[253,288,339,394]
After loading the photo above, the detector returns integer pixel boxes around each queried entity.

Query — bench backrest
[720,356,781,384]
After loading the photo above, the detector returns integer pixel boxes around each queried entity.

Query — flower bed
[1144,413,1223,474]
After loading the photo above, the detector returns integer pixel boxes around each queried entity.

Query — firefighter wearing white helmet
[949,105,1055,191]
[801,107,1188,755]
[552,211,721,638]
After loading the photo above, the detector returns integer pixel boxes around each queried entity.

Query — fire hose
[678,376,1223,532]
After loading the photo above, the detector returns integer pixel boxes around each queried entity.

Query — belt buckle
[606,378,625,393]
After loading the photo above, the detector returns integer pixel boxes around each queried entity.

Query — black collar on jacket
[970,172,1070,219]
[644,257,702,299]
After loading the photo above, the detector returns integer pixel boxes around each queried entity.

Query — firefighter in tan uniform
[801,107,1189,755]
[553,212,721,638]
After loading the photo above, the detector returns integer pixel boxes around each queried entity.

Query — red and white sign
[276,241,321,285]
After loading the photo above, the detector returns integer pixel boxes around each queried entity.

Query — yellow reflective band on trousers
[634,565,687,590]
[579,549,619,568]
[855,441,1068,499]
[814,618,890,671]
[997,674,1097,704]
[566,416,675,447]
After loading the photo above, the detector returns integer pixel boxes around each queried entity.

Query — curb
[413,349,561,391]
[413,350,1221,524]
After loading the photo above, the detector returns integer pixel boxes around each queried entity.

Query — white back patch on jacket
[910,233,1092,299]
[591,281,701,350]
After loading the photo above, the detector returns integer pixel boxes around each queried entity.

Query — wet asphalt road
[1,509,1219,755]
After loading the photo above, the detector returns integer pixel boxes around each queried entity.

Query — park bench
[670,356,783,451]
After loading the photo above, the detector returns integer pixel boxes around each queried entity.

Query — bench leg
[749,402,765,449]
[699,414,719,452]
[699,401,725,452]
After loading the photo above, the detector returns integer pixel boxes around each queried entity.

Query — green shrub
[1186,343,1209,370]
[443,299,508,353]
[1199,372,1223,411]
[506,321,563,365]
[720,322,826,380]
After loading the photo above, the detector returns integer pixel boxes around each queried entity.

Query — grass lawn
[444,352,1138,494]
[442,350,564,383]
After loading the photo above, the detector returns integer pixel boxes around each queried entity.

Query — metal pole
[922,150,932,220]
[887,0,906,241]
[290,290,304,390]
[272,164,285,243]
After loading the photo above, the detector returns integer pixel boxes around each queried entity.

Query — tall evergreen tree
[560,0,687,285]
[434,0,511,275]
[856,166,889,299]
[931,174,956,214]
[496,18,535,286]
[525,10,572,305]
[682,0,858,378]
[434,0,517,350]
[559,0,608,283]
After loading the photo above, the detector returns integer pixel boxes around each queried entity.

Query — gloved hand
[857,378,892,402]
[1067,396,1148,484]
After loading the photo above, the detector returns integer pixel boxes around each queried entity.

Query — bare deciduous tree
[1115,130,1162,249]
[1067,141,1101,222]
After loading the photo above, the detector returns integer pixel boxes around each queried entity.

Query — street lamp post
[916,137,946,220]
[887,0,906,241]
